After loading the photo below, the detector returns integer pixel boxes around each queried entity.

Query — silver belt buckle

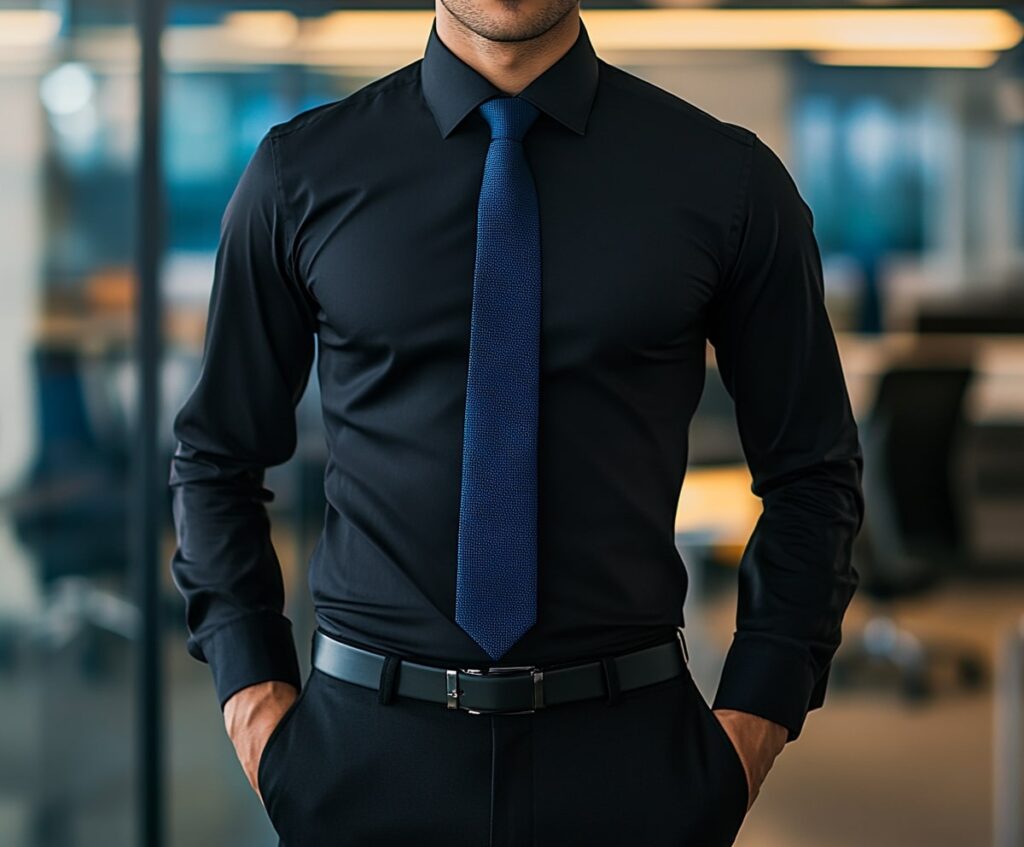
[446,664,545,714]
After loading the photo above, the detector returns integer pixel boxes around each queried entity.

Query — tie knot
[478,96,540,142]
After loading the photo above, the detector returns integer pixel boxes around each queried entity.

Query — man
[168,2,864,845]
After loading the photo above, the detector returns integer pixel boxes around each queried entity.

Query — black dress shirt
[169,16,864,742]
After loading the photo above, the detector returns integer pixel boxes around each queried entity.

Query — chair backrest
[30,344,135,469]
[856,364,974,595]
[12,347,130,582]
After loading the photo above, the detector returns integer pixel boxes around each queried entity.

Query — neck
[434,5,580,96]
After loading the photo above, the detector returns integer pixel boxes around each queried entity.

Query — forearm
[712,453,864,741]
[169,441,302,709]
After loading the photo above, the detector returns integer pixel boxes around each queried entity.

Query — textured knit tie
[455,95,542,661]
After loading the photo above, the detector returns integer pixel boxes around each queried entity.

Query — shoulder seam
[268,131,323,326]
[267,132,304,296]
[720,132,757,288]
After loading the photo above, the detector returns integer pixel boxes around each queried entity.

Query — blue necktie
[455,95,542,661]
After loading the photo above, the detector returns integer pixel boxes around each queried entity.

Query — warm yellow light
[811,49,1000,69]
[0,10,62,47]
[156,7,1024,69]
[306,10,432,52]
[585,9,1021,52]
[222,11,300,50]
[298,8,1022,54]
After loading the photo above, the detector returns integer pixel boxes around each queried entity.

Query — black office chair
[2,345,140,674]
[833,364,988,700]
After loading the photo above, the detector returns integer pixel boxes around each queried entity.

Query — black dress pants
[256,642,750,847]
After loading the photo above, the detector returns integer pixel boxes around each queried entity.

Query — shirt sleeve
[168,130,318,710]
[704,134,865,743]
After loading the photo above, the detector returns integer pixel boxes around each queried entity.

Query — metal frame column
[134,0,166,844]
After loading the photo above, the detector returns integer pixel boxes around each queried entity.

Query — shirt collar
[420,16,599,140]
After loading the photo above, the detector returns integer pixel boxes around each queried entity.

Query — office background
[1,1,1023,846]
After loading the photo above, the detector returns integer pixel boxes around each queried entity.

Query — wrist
[715,707,788,755]
[224,679,298,737]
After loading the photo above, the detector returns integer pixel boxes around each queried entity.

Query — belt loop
[676,626,689,665]
[600,656,621,706]
[378,654,401,705]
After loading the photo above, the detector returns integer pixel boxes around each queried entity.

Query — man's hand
[711,708,787,812]
[223,680,299,805]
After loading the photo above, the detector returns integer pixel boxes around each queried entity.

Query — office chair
[2,345,140,674]
[832,364,988,700]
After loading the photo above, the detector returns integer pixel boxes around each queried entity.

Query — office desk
[675,464,757,560]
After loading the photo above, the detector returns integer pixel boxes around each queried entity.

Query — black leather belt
[311,626,690,715]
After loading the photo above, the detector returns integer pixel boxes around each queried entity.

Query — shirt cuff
[186,610,303,710]
[711,632,823,743]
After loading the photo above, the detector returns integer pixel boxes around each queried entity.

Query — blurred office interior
[1,1,1024,845]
